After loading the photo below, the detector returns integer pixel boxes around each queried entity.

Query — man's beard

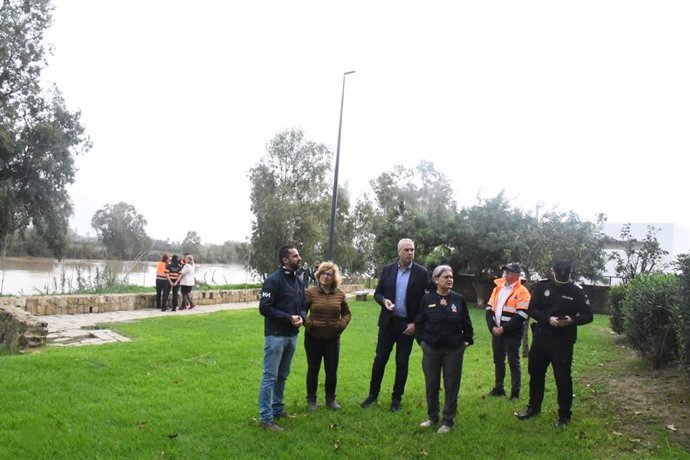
[286,261,300,271]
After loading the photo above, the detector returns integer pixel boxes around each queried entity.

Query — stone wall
[0,306,48,353]
[0,284,364,317]
[0,289,262,316]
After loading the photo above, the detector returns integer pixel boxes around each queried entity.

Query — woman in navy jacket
[415,264,473,434]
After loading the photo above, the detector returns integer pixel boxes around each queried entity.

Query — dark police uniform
[526,277,593,422]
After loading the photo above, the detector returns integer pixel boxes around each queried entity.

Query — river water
[0,257,258,296]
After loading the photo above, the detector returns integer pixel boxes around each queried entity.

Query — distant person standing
[304,261,352,411]
[179,255,196,310]
[258,245,307,432]
[155,254,169,310]
[297,263,312,288]
[516,260,593,427]
[310,264,318,286]
[163,255,183,312]
[485,262,531,400]
[361,238,429,412]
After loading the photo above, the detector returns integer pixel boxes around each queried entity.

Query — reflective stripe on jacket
[485,277,531,337]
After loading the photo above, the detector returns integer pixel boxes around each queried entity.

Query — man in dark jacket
[361,238,430,412]
[516,259,593,427]
[258,245,307,432]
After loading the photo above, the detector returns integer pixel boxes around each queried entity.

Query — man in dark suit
[361,238,430,412]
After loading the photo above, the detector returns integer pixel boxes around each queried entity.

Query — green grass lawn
[1,300,687,459]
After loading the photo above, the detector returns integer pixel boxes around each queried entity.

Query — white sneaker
[419,420,434,428]
[437,425,452,434]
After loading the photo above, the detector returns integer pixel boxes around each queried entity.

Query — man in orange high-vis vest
[485,262,531,400]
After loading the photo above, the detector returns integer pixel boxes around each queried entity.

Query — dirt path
[583,325,690,453]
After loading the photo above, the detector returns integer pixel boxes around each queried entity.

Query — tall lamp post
[326,70,355,261]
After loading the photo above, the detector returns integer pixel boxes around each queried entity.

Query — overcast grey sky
[43,0,690,245]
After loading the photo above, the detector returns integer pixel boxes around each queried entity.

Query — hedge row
[610,269,690,369]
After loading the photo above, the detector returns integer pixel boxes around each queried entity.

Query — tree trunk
[471,278,486,307]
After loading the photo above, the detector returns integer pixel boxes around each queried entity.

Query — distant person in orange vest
[180,255,196,310]
[162,255,183,311]
[155,254,170,310]
[485,262,531,400]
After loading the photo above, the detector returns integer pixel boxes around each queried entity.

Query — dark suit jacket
[374,261,429,329]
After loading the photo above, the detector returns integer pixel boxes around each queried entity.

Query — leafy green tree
[328,185,353,267]
[248,128,332,277]
[448,192,525,306]
[181,230,202,257]
[0,0,90,258]
[347,196,376,275]
[610,223,669,284]
[517,210,608,282]
[91,202,152,260]
[368,161,456,270]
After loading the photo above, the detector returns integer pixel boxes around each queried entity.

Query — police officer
[516,259,593,427]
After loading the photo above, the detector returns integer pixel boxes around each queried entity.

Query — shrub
[608,284,627,334]
[673,253,690,369]
[621,273,680,368]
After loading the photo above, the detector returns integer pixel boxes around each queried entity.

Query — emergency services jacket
[415,290,474,349]
[485,277,531,338]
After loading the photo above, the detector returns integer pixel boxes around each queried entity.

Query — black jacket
[528,279,593,343]
[374,261,429,328]
[259,267,307,337]
[415,290,474,349]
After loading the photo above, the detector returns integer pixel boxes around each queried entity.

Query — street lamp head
[344,70,356,75]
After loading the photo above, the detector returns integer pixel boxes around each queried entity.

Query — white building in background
[601,223,690,284]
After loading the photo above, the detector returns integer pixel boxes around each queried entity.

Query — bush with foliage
[673,253,690,369]
[608,284,627,334]
[621,273,680,368]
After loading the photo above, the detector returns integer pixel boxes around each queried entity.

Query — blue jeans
[259,335,298,423]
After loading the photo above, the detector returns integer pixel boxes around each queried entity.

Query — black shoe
[515,407,540,420]
[326,399,341,411]
[509,391,520,400]
[259,421,283,432]
[488,387,506,397]
[555,417,570,428]
[360,396,377,408]
[390,400,402,412]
